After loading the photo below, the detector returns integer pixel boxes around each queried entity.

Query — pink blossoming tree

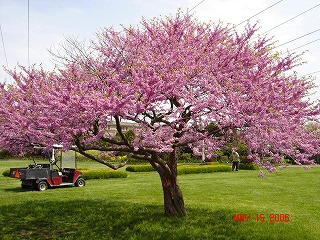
[1,12,319,216]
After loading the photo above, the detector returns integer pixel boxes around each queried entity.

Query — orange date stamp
[233,213,290,222]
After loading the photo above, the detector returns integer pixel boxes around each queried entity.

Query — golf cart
[10,144,85,191]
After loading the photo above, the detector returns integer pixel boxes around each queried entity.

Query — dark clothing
[232,161,239,171]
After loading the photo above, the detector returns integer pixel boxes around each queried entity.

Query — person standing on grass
[231,149,240,171]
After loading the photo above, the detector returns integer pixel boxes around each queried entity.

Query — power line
[188,0,205,13]
[289,38,320,52]
[275,28,320,48]
[300,71,320,78]
[28,0,30,68]
[262,3,320,35]
[236,0,284,27]
[0,24,9,70]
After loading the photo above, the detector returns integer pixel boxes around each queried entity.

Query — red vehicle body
[10,145,85,191]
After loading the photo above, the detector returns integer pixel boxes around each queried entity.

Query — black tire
[75,177,85,187]
[37,181,48,191]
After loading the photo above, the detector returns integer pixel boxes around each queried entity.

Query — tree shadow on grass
[3,187,26,192]
[0,200,311,240]
[0,199,238,240]
[4,185,75,192]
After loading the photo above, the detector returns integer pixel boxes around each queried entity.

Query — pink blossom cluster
[0,12,319,170]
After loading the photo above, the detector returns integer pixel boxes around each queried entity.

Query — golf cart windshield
[60,150,76,169]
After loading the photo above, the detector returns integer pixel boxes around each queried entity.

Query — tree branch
[82,149,130,170]
[114,115,132,148]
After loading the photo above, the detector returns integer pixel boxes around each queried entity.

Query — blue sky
[0,0,319,101]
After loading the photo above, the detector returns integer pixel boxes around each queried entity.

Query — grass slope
[0,159,319,240]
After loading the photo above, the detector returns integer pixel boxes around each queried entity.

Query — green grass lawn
[0,159,319,240]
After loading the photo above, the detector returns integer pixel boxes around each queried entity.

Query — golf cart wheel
[75,177,85,187]
[37,181,48,191]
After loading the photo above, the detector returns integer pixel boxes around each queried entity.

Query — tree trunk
[157,150,187,217]
[159,169,186,216]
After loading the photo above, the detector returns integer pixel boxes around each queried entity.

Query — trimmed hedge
[81,170,127,180]
[177,165,231,175]
[2,168,128,179]
[2,169,10,177]
[126,164,232,175]
[199,162,222,166]
[239,163,259,170]
[77,167,89,171]
[126,165,155,172]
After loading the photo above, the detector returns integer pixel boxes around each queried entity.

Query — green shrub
[178,153,192,162]
[77,167,89,171]
[76,150,110,162]
[199,162,221,166]
[126,165,155,172]
[212,150,224,157]
[126,157,149,165]
[239,162,258,170]
[2,169,10,177]
[177,165,231,175]
[126,164,232,174]
[82,170,127,180]
[177,152,203,163]
[0,150,10,159]
[219,155,229,163]
[177,158,202,163]
[2,168,127,179]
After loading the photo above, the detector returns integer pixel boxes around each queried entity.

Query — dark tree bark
[159,170,186,216]
[154,150,187,216]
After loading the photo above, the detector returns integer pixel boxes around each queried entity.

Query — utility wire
[262,3,320,35]
[0,24,9,70]
[28,0,30,68]
[289,38,320,52]
[275,28,320,48]
[300,70,320,78]
[187,0,205,13]
[236,0,284,27]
